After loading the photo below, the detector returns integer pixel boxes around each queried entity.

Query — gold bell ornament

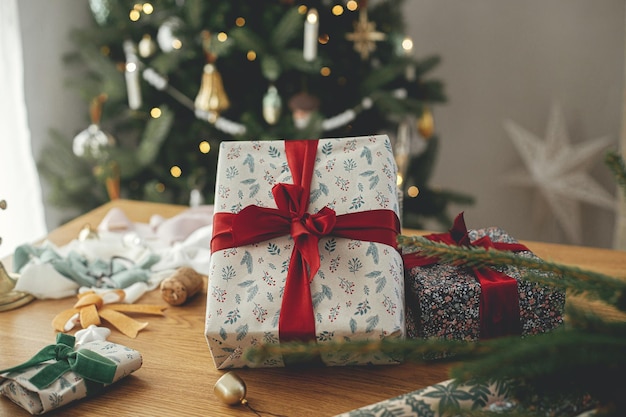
[0,199,35,312]
[194,63,230,115]
[214,371,287,417]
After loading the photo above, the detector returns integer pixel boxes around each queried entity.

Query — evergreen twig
[397,235,626,310]
[605,150,626,195]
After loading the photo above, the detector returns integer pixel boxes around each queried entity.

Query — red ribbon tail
[279,252,316,343]
[476,267,521,339]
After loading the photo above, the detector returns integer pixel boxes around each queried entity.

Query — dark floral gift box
[403,213,565,341]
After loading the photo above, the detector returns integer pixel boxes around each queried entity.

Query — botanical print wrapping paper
[205,136,405,368]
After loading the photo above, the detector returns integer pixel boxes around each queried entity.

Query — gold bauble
[417,107,435,139]
[214,371,247,406]
[78,224,99,241]
[194,63,230,114]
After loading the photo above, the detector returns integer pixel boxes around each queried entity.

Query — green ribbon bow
[0,333,117,390]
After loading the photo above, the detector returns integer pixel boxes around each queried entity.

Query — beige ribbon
[52,290,166,338]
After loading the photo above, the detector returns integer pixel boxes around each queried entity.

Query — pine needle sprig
[246,337,494,366]
[605,150,626,195]
[397,235,626,310]
[565,302,626,335]
[450,330,625,383]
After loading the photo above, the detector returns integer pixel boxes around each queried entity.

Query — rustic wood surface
[1,199,624,416]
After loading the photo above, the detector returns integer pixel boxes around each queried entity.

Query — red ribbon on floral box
[206,136,405,368]
[403,212,565,342]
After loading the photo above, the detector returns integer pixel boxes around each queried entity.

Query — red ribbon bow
[403,212,529,339]
[211,139,400,343]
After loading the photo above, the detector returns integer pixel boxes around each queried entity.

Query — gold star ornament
[346,8,386,60]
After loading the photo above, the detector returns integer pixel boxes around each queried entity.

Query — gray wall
[404,0,625,247]
[18,1,626,248]
[18,0,92,229]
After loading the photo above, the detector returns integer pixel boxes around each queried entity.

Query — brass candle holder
[0,199,34,312]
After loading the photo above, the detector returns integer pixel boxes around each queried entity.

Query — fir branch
[246,337,490,366]
[605,150,626,197]
[271,7,304,49]
[397,235,626,310]
[565,303,626,335]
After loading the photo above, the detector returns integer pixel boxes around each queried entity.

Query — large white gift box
[204,135,405,368]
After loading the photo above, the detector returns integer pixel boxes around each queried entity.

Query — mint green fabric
[13,244,160,289]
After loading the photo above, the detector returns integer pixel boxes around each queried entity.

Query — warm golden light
[142,3,154,14]
[396,174,403,186]
[408,186,420,198]
[172,39,182,49]
[307,11,318,24]
[150,107,162,118]
[170,166,182,178]
[235,17,245,27]
[297,5,307,14]
[133,3,142,11]
[217,32,228,42]
[332,5,344,15]
[319,34,329,45]
[199,141,211,154]
[129,10,140,21]
[346,0,358,11]
[320,66,331,76]
[247,50,257,61]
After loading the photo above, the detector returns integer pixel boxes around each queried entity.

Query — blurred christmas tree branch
[39,0,472,229]
[397,236,626,309]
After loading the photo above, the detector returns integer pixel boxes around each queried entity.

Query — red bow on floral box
[402,212,565,344]
[205,136,405,368]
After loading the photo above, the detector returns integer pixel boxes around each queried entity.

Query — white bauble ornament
[157,18,183,53]
[72,124,116,160]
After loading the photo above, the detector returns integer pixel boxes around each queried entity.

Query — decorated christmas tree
[38,0,473,228]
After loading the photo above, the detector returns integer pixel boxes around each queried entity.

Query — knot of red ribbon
[211,139,400,343]
[403,212,529,339]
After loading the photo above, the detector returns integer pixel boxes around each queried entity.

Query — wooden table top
[1,199,625,417]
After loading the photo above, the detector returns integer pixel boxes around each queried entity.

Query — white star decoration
[502,103,616,244]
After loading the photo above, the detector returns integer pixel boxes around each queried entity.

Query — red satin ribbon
[403,212,529,339]
[211,139,400,343]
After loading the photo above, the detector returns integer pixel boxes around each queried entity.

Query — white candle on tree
[303,8,319,62]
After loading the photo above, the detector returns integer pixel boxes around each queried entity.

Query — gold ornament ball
[417,107,435,139]
[78,224,99,241]
[214,371,247,406]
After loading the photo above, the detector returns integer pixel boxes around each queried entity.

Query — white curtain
[0,0,47,259]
